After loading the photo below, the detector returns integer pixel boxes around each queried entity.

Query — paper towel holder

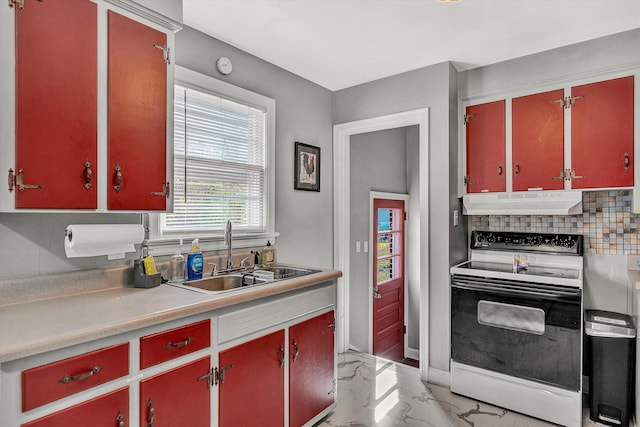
[64,223,144,259]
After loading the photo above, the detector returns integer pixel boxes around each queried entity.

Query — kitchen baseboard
[427,367,451,388]
[406,347,419,360]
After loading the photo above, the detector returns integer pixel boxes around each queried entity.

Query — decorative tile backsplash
[470,190,637,254]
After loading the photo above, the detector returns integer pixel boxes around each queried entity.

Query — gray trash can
[585,310,636,427]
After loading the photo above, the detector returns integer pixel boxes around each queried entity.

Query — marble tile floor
[318,351,601,427]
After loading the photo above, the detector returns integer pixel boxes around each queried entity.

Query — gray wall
[459,28,640,99]
[334,61,465,372]
[175,27,335,269]
[349,128,408,352]
[0,213,142,279]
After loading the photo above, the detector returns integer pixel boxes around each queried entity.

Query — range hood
[463,190,583,216]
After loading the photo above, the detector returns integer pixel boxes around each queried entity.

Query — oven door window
[451,283,581,391]
[477,300,545,335]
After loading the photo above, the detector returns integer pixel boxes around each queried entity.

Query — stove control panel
[471,231,583,255]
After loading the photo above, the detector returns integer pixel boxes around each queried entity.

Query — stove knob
[551,236,561,247]
[565,239,575,248]
[476,234,485,243]
[486,234,496,244]
[532,236,542,246]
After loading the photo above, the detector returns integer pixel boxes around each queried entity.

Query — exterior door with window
[372,198,406,362]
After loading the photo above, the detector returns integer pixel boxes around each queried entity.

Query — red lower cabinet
[21,387,129,427]
[140,356,211,427]
[22,342,129,411]
[218,330,285,427]
[289,311,336,427]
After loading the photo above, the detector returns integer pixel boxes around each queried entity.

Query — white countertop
[0,268,341,363]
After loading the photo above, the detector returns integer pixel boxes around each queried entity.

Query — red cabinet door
[21,387,128,427]
[219,330,285,427]
[15,0,97,208]
[571,76,634,189]
[289,311,335,427]
[465,100,506,193]
[512,89,565,191]
[140,356,211,427]
[108,11,167,210]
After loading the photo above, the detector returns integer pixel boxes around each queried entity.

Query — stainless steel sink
[170,274,267,294]
[254,266,318,280]
[168,264,319,294]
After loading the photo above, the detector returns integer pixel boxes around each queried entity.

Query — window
[146,67,276,254]
[376,207,403,283]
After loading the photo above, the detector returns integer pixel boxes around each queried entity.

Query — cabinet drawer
[140,319,210,369]
[21,387,129,427]
[22,343,129,412]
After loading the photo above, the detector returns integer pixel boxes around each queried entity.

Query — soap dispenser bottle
[186,238,204,281]
[170,239,186,283]
[263,240,276,266]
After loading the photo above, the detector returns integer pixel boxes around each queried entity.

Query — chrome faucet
[224,220,233,269]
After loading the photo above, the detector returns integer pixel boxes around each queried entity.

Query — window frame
[145,66,277,256]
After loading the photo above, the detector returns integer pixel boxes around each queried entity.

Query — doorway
[372,196,406,363]
[333,108,430,381]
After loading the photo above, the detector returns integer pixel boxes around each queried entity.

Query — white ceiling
[183,0,640,91]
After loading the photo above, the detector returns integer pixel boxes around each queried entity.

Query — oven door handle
[451,280,581,300]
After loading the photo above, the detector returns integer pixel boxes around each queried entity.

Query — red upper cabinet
[4,1,173,212]
[512,89,565,191]
[289,311,336,427]
[218,330,285,427]
[571,76,634,189]
[108,11,168,211]
[15,0,97,208]
[465,100,506,193]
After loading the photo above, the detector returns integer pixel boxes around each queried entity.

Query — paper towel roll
[64,224,145,258]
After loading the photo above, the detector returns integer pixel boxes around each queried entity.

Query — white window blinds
[162,85,268,234]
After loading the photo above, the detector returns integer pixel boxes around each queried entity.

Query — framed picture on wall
[294,142,320,191]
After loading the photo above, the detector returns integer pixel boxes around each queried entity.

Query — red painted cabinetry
[465,100,506,193]
[8,1,171,211]
[140,356,211,427]
[140,319,210,369]
[571,76,634,189]
[14,0,97,208]
[218,330,285,427]
[512,89,565,191]
[108,11,169,210]
[21,387,129,427]
[289,311,336,427]
[21,343,129,412]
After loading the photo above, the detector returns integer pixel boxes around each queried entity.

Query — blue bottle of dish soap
[186,238,204,281]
